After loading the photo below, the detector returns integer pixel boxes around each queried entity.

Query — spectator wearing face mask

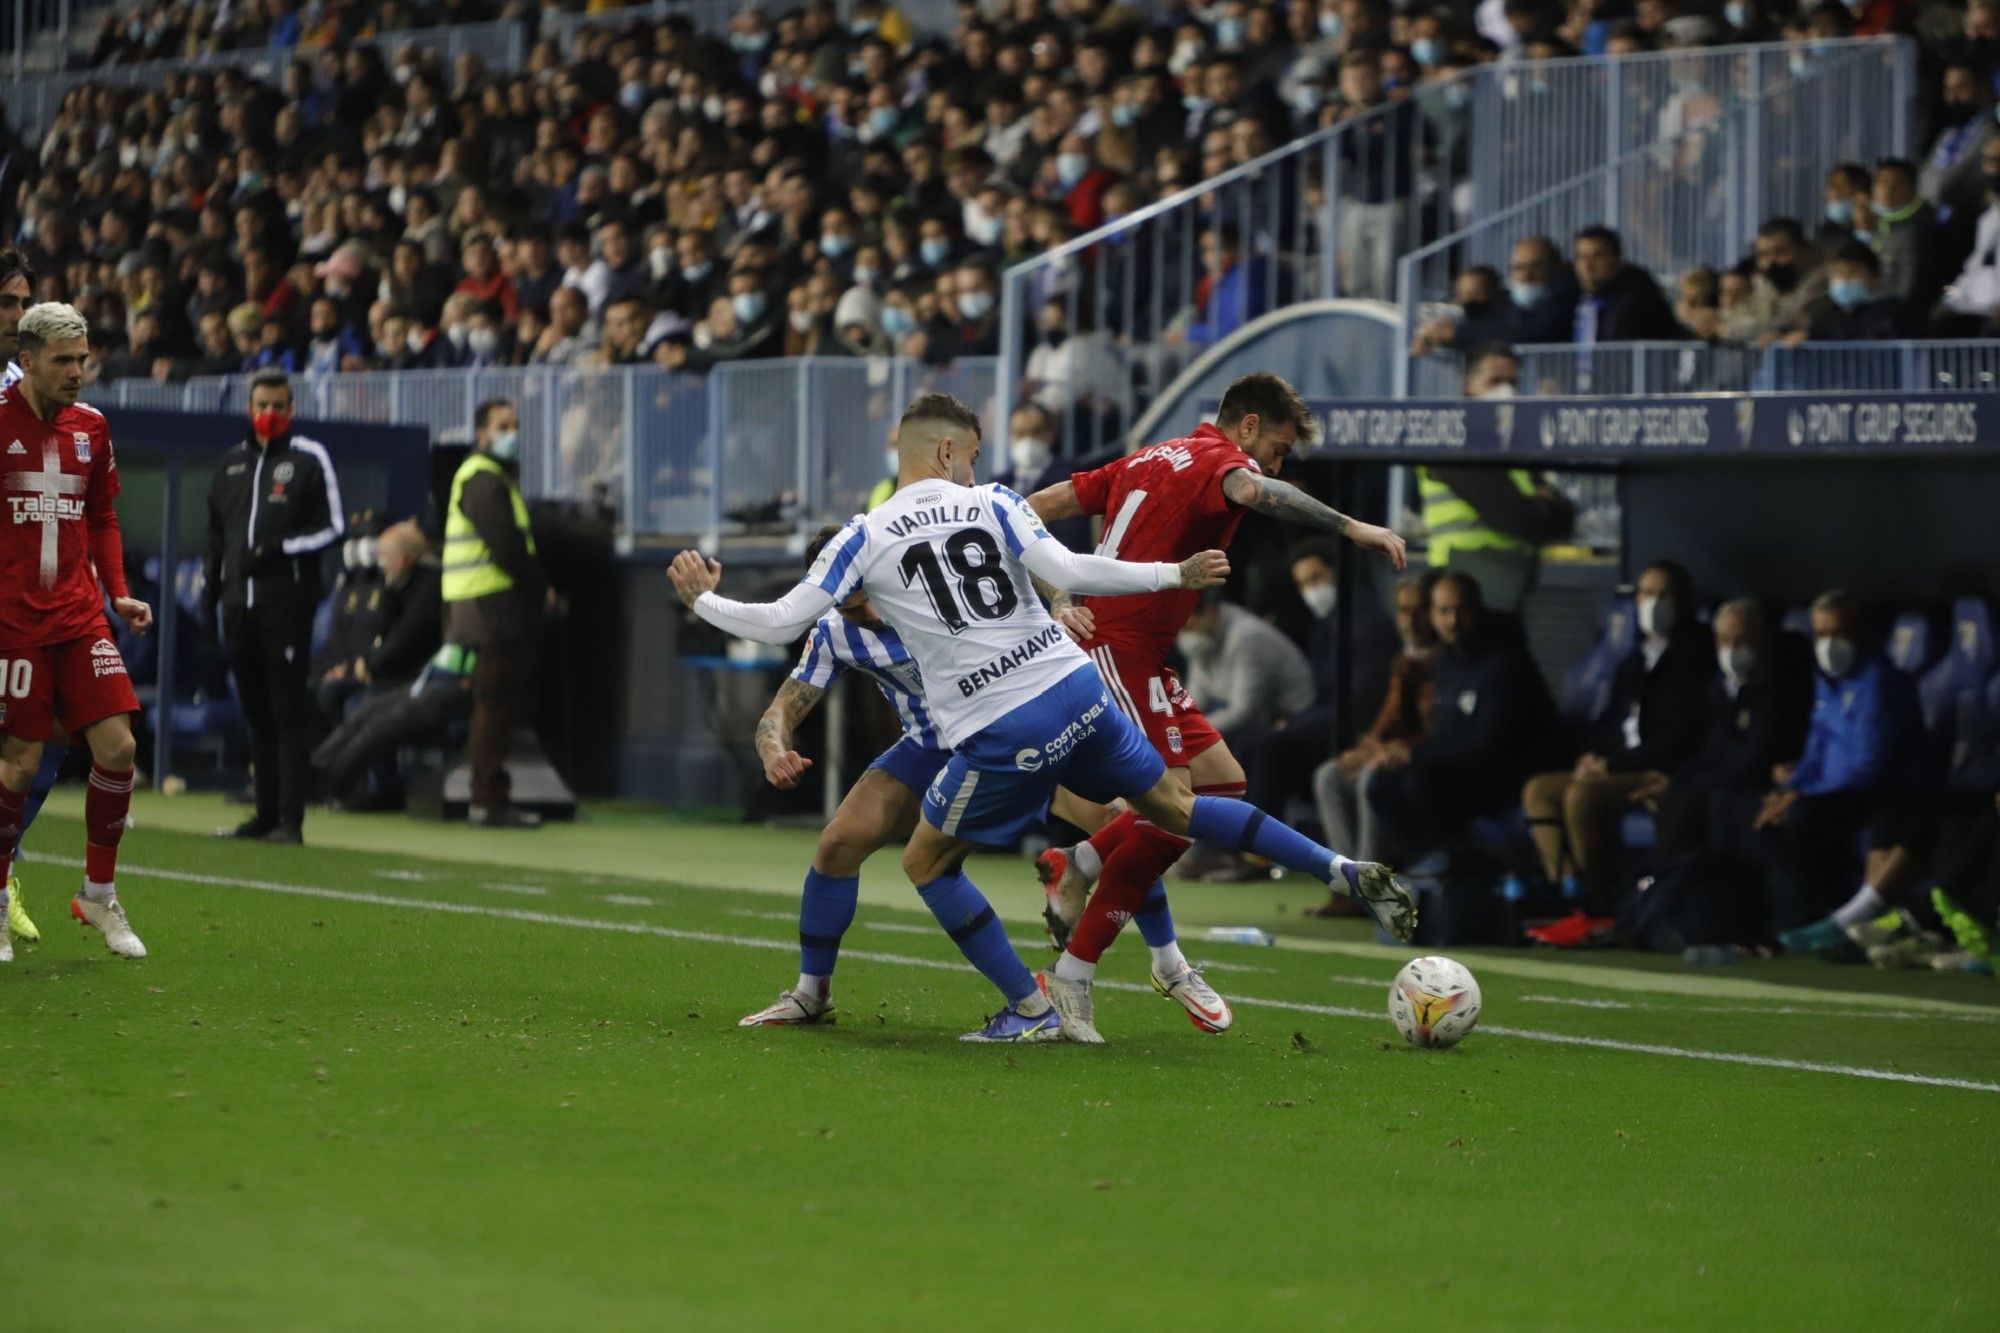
[1310,570,1442,914]
[1520,561,1713,902]
[1411,237,1578,355]
[704,269,783,362]
[1919,61,1996,217]
[1640,598,1813,873]
[1803,242,1919,342]
[1417,345,1577,611]
[1735,591,1927,945]
[925,261,1000,362]
[1000,403,1058,494]
[1814,164,1876,254]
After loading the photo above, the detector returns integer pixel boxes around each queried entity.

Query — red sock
[84,765,135,884]
[1195,780,1248,800]
[1083,808,1140,870]
[1068,821,1191,964]
[0,783,25,887]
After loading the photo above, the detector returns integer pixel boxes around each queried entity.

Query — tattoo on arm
[1031,573,1074,613]
[756,678,825,757]
[1226,469,1353,534]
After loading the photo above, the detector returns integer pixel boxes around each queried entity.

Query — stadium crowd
[5,0,1994,399]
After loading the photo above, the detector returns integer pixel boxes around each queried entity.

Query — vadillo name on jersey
[1012,693,1109,771]
[956,623,1066,697]
[883,499,982,538]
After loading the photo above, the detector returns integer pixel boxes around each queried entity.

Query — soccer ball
[1387,956,1482,1050]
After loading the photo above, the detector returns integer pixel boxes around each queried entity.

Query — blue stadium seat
[1560,593,1635,733]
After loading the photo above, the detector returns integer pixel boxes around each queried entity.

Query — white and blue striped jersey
[791,611,942,749]
[805,482,1094,745]
[693,478,1182,748]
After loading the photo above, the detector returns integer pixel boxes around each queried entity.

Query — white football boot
[1151,962,1233,1032]
[75,893,147,959]
[1038,969,1105,1044]
[738,989,834,1027]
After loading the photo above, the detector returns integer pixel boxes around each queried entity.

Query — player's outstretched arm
[755,677,825,790]
[1030,574,1095,642]
[669,550,838,644]
[1222,469,1408,570]
[1027,481,1086,522]
[1018,538,1228,595]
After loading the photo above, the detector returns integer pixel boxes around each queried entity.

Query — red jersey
[1069,423,1259,662]
[0,388,125,647]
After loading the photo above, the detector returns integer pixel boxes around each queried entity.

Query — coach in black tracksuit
[204,369,344,844]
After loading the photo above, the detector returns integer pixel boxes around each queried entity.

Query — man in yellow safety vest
[1418,345,1575,610]
[442,398,549,828]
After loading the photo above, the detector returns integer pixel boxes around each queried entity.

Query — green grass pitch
[2,794,1996,1330]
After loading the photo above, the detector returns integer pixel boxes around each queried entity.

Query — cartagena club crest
[73,431,91,462]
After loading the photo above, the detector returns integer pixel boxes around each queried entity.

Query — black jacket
[1590,628,1715,774]
[204,428,345,613]
[1673,634,1814,791]
[366,559,444,686]
[1414,617,1564,798]
[1577,265,1682,343]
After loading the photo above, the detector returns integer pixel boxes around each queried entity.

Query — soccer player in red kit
[0,303,150,961]
[1027,373,1408,1034]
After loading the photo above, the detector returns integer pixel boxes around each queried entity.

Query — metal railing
[1395,39,1911,394]
[8,0,72,80]
[999,38,1912,458]
[88,356,1001,547]
[4,19,525,136]
[1420,340,2000,398]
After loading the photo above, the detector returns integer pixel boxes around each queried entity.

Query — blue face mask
[1215,16,1246,48]
[1828,277,1870,309]
[1725,0,1752,26]
[920,237,951,266]
[881,306,915,336]
[1112,102,1139,129]
[1444,83,1470,111]
[1055,152,1090,188]
[682,261,712,284]
[957,290,994,321]
[820,232,853,258]
[489,429,519,462]
[1824,198,1854,226]
[1509,280,1547,308]
[733,291,767,324]
[1317,13,1343,39]
[868,106,899,137]
[1411,38,1441,67]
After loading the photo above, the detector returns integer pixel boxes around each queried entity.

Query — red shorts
[0,628,140,742]
[1082,639,1223,767]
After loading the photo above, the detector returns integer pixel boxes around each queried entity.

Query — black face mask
[1762,262,1798,292]
[1982,170,2000,199]
[1041,328,1068,348]
[1941,101,1981,128]
[1460,298,1493,319]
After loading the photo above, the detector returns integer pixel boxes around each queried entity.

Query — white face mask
[468,327,499,358]
[1718,644,1757,684]
[1009,436,1051,477]
[1815,635,1857,677]
[1637,593,1676,639]
[1478,381,1516,399]
[1300,583,1336,619]
[1177,627,1218,658]
[789,309,815,334]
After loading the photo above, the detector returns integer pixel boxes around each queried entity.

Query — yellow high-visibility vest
[1418,467,1539,565]
[442,453,536,603]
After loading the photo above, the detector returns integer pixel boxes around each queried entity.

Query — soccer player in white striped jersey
[674,392,1413,1043]
[739,528,1193,1028]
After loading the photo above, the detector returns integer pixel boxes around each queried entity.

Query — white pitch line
[485,883,551,897]
[373,869,429,882]
[601,894,656,907]
[27,854,2000,1095]
[1515,992,2000,1025]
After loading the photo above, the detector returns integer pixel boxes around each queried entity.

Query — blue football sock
[20,744,65,835]
[916,871,1037,1004]
[798,868,860,977]
[1134,878,1177,948]
[1189,796,1337,884]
